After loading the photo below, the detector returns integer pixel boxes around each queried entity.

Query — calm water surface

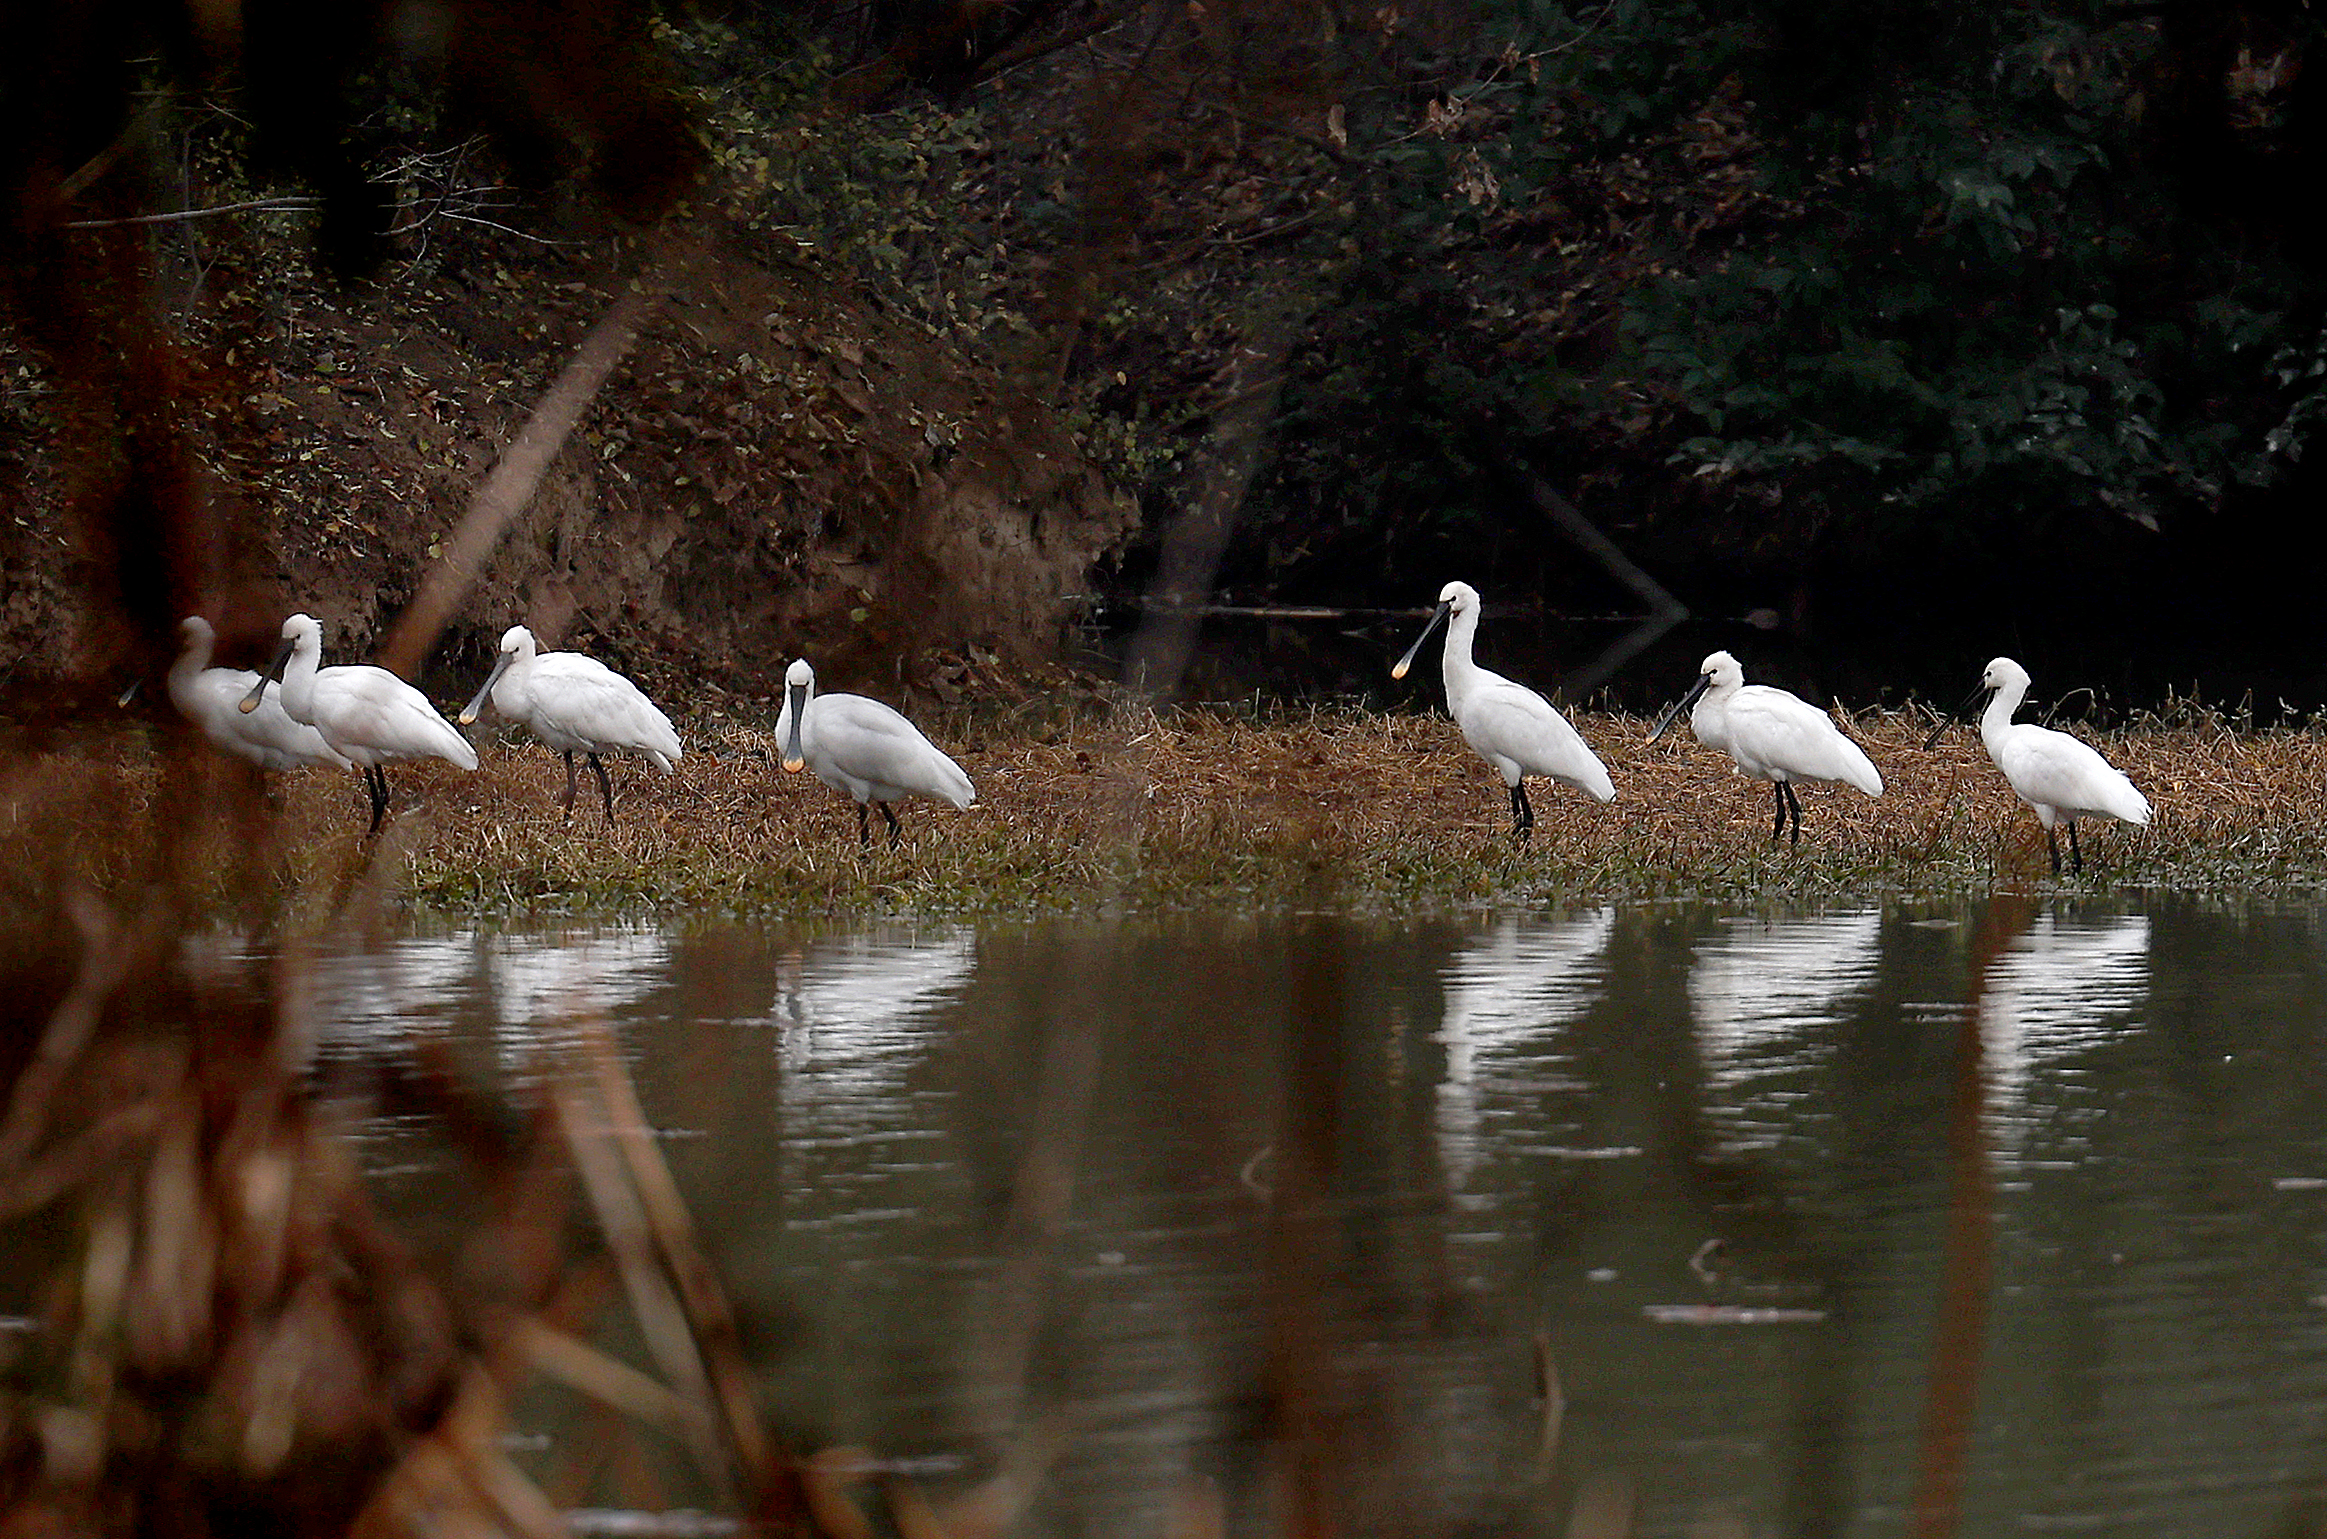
[290,899,2327,1537]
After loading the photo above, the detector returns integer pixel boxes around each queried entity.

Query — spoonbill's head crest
[1926,656,2027,749]
[245,614,318,713]
[1392,584,1473,680]
[1699,650,1744,688]
[781,659,815,773]
[1981,656,2029,693]
[462,626,536,724]
[1650,651,1735,742]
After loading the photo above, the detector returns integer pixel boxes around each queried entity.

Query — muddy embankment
[0,224,1138,720]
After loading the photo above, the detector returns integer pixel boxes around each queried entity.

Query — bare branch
[973,8,1136,85]
[62,195,321,230]
[431,211,577,246]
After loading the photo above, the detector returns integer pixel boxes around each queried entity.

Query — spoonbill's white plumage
[169,615,351,771]
[1927,656,2149,876]
[1647,650,1882,845]
[459,625,681,823]
[777,658,975,845]
[1391,580,1615,838]
[241,612,478,833]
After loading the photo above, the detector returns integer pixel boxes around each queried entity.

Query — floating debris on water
[1642,1304,1829,1326]
[565,1511,740,1538]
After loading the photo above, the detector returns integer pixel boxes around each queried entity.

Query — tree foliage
[1244,0,2327,591]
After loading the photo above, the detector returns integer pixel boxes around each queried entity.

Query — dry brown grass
[9,704,2327,923]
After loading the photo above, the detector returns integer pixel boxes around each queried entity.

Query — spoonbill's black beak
[1923,682,1992,751]
[460,653,513,726]
[1390,601,1452,681]
[117,678,143,709]
[239,637,295,714]
[1647,673,1712,744]
[782,682,809,772]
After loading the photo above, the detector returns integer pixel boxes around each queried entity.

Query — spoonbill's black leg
[587,752,615,824]
[365,765,390,835]
[880,801,903,846]
[2068,820,2083,875]
[1771,780,1788,844]
[856,803,874,847]
[2046,825,2062,876]
[1510,780,1535,841]
[560,751,579,818]
[1783,781,1804,848]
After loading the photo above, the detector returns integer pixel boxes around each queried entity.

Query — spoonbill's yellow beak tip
[781,756,805,773]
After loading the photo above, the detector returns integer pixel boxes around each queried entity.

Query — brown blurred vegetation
[0,0,1507,1524]
[2,2,903,1531]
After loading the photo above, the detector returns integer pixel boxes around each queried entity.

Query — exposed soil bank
[1,228,1137,708]
[9,708,2326,925]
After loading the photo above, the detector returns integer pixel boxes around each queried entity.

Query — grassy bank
[9,703,2327,925]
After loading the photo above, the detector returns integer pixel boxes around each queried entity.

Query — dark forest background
[9,0,2327,716]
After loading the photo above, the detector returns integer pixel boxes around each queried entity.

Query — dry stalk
[581,1019,772,1483]
[0,886,166,1170]
[0,1103,164,1222]
[553,1068,735,1502]
[511,1316,710,1433]
[1531,1330,1564,1478]
[799,1448,877,1539]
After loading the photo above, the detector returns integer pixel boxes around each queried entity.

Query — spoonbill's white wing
[1458,677,1615,801]
[179,668,350,769]
[308,666,479,770]
[1725,686,1883,794]
[519,654,682,768]
[809,693,975,807]
[1992,724,2150,825]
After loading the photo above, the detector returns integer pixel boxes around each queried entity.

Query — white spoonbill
[459,625,681,823]
[1391,580,1615,838]
[169,615,350,771]
[240,612,478,834]
[1925,656,2149,876]
[1647,650,1883,846]
[778,659,975,845]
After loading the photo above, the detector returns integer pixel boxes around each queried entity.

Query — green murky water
[284,899,2327,1536]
